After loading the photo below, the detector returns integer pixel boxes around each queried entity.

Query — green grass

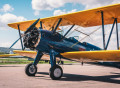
[0,52,6,54]
[0,58,47,65]
[0,58,75,65]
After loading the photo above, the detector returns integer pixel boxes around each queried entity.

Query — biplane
[1,4,120,80]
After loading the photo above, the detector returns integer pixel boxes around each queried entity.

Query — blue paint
[27,28,102,67]
[101,11,105,50]
[33,51,43,65]
[18,25,24,50]
[115,18,119,50]
[63,25,75,37]
[40,21,43,29]
[82,42,101,51]
[36,29,102,55]
[105,19,116,50]
[53,18,62,33]
[50,49,57,67]
[9,37,20,49]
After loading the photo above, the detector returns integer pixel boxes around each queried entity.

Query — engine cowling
[23,27,40,50]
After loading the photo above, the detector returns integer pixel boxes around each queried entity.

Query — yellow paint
[0,54,19,57]
[61,50,120,62]
[13,50,37,58]
[8,4,120,31]
[13,50,62,61]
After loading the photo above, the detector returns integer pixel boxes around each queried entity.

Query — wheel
[25,63,37,76]
[49,65,63,80]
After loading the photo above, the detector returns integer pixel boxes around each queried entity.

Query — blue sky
[0,0,120,49]
[0,0,84,19]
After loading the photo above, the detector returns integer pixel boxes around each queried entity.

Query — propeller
[9,18,40,50]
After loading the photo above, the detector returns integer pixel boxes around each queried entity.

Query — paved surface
[0,63,120,88]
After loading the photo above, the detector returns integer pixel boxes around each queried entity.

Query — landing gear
[49,49,63,80]
[49,65,63,80]
[25,51,43,76]
[57,61,64,65]
[25,63,37,76]
[25,49,63,80]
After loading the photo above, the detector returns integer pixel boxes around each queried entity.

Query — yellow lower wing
[61,50,120,62]
[0,54,19,58]
[13,50,67,61]
[13,50,37,58]
[13,50,51,61]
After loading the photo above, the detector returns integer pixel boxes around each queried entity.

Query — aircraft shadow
[37,72,120,84]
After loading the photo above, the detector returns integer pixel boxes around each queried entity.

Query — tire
[49,65,63,80]
[25,63,37,76]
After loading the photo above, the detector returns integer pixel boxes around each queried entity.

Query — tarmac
[0,63,120,88]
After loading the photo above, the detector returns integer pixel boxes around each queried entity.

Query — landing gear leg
[49,49,63,80]
[25,51,43,76]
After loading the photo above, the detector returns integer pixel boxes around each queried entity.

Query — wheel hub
[29,65,36,74]
[54,68,61,77]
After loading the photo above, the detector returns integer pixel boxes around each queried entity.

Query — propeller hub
[23,27,40,50]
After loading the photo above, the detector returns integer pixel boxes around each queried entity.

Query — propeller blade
[9,19,40,49]
[25,18,40,34]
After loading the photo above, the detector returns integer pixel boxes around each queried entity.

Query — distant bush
[0,52,5,54]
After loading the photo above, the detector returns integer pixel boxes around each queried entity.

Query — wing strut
[105,19,116,50]
[63,25,75,38]
[18,25,24,50]
[40,21,43,29]
[105,18,119,50]
[115,18,119,50]
[9,37,20,49]
[52,18,62,33]
[101,11,105,50]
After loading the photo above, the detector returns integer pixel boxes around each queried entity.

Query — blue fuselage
[35,29,101,55]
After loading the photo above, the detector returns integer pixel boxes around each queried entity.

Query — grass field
[0,58,47,65]
[0,52,6,54]
[0,58,75,65]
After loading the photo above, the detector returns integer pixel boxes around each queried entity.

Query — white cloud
[31,0,120,16]
[53,9,77,16]
[0,13,27,49]
[0,4,14,12]
[0,13,27,30]
[34,10,40,16]
[79,0,120,9]
[0,4,27,49]
[31,0,120,19]
[31,0,64,11]
[0,41,21,49]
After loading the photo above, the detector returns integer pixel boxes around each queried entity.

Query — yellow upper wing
[8,4,120,31]
[61,50,120,62]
